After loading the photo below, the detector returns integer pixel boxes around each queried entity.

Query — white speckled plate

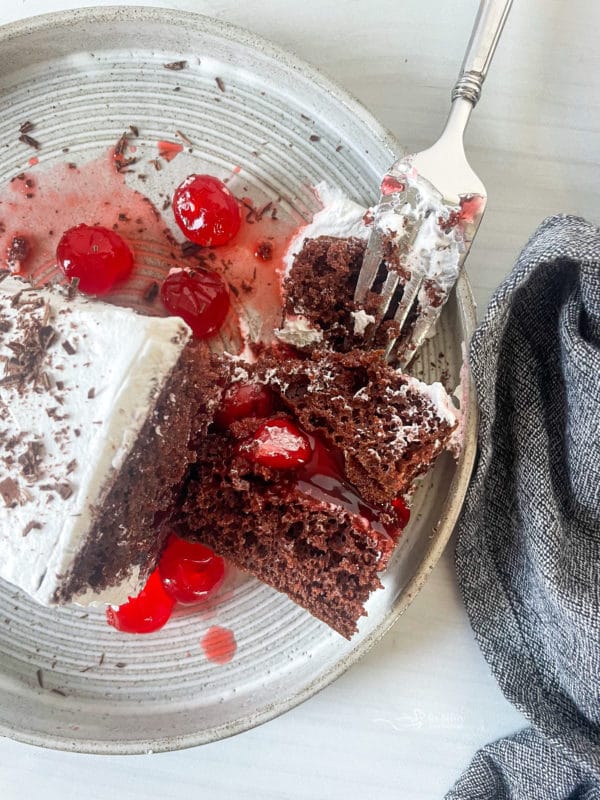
[0,7,477,753]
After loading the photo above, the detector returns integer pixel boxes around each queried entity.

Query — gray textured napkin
[445,215,600,800]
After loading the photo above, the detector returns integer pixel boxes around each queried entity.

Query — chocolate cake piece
[56,344,223,603]
[250,349,458,506]
[182,425,399,639]
[280,236,399,352]
[0,275,222,606]
[181,347,457,637]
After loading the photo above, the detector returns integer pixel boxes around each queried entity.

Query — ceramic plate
[0,6,477,753]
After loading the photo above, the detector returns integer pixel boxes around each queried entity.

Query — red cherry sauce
[0,154,304,341]
[158,140,184,162]
[294,434,405,542]
[380,175,406,196]
[201,625,237,664]
[459,194,485,225]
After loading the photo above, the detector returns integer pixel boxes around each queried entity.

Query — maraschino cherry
[106,569,174,634]
[106,536,226,633]
[238,418,312,470]
[172,174,241,247]
[215,383,274,428]
[159,534,225,604]
[160,268,230,339]
[57,224,134,295]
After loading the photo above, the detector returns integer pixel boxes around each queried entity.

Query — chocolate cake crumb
[6,236,30,272]
[254,240,273,261]
[309,134,320,142]
[215,76,226,92]
[87,387,95,399]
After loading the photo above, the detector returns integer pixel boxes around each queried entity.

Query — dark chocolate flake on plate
[19,133,41,150]
[61,339,76,355]
[22,520,42,537]
[215,76,225,92]
[163,60,187,71]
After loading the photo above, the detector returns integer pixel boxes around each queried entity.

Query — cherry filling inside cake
[179,347,457,638]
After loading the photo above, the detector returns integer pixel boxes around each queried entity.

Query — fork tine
[376,271,400,320]
[388,267,423,330]
[354,223,384,304]
[395,286,447,367]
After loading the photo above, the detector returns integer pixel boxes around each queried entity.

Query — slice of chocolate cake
[0,275,221,606]
[181,347,457,637]
[278,236,400,352]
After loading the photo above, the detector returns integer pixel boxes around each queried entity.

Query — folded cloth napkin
[445,215,600,800]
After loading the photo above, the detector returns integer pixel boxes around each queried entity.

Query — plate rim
[0,4,478,755]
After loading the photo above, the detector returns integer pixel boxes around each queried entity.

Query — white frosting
[275,315,324,348]
[350,309,375,336]
[284,182,369,275]
[0,277,191,606]
[374,165,466,299]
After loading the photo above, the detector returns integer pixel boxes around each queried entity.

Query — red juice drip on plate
[295,435,400,540]
[201,626,237,664]
[0,152,303,338]
[157,140,183,161]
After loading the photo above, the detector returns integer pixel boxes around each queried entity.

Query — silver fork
[355,0,512,366]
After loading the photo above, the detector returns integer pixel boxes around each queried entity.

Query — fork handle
[451,0,513,106]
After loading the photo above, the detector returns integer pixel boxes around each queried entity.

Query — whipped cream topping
[275,315,324,348]
[0,277,191,605]
[374,164,468,299]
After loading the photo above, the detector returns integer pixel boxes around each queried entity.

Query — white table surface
[1,0,599,797]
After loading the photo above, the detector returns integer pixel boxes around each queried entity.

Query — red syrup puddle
[293,435,404,543]
[201,625,237,664]
[0,151,303,342]
[157,140,183,161]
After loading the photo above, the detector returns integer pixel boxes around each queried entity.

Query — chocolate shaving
[181,241,202,258]
[175,129,193,145]
[129,124,139,137]
[164,60,187,71]
[19,133,40,150]
[115,662,127,668]
[0,477,20,506]
[143,282,159,304]
[215,76,225,92]
[56,482,73,500]
[50,688,66,697]
[39,325,57,350]
[18,439,44,478]
[19,121,35,134]
[98,652,105,666]
[66,458,77,474]
[22,520,42,537]
[309,134,321,142]
[61,339,76,355]
[87,387,95,399]
[36,669,44,688]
